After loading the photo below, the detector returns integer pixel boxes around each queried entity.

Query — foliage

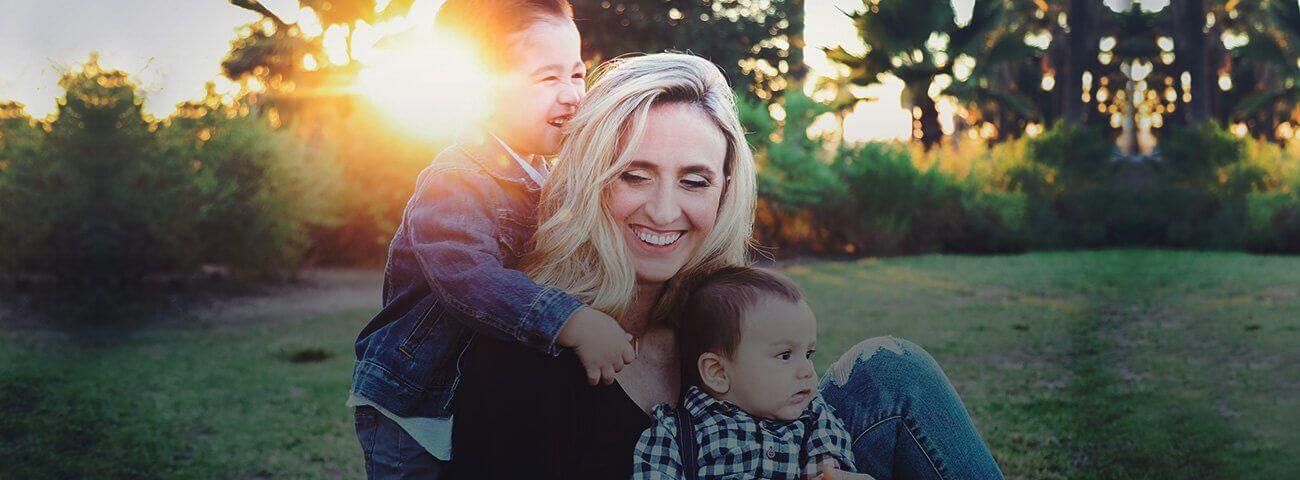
[572,0,805,100]
[0,58,341,282]
[825,0,1016,148]
[159,94,343,276]
[1156,122,1248,191]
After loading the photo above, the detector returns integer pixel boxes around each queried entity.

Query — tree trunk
[1062,0,1094,125]
[914,91,943,150]
[1172,0,1210,124]
[787,0,807,83]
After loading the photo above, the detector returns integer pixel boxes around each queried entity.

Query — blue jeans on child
[354,406,451,479]
[353,336,1003,479]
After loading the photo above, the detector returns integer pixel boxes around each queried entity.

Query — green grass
[2,250,1297,478]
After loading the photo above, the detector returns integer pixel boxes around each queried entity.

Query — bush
[0,57,341,283]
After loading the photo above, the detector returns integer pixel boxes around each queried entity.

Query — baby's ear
[698,353,729,394]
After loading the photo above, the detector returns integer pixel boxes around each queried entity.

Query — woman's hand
[556,307,637,385]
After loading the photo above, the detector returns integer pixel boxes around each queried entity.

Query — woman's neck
[622,282,665,337]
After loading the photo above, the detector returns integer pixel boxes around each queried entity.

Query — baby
[632,266,857,480]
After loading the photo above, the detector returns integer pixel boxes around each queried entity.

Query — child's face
[489,18,586,156]
[717,298,819,421]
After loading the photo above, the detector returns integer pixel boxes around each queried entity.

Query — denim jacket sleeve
[405,165,584,356]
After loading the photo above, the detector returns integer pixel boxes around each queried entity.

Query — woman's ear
[698,352,729,394]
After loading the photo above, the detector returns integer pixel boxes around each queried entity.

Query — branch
[229,0,287,26]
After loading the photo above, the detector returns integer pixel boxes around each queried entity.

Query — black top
[452,335,653,479]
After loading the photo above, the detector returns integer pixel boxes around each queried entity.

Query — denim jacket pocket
[398,299,443,358]
[496,208,536,261]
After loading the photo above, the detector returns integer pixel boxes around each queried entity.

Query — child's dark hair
[434,0,574,70]
[677,266,806,387]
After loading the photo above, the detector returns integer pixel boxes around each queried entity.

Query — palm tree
[1229,0,1300,138]
[826,0,1011,149]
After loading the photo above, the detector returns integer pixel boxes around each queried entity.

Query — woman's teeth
[548,116,570,127]
[635,229,682,246]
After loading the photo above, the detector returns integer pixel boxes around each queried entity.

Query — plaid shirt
[632,386,856,480]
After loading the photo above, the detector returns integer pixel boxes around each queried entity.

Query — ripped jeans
[819,337,1005,480]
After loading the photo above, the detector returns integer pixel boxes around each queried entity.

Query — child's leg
[354,406,451,479]
[818,336,1005,480]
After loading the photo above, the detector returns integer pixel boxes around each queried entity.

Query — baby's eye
[777,350,792,361]
[805,349,816,360]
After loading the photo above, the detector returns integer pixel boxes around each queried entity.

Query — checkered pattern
[632,386,855,479]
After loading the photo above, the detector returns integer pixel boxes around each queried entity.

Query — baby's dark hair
[434,0,574,70]
[677,266,807,387]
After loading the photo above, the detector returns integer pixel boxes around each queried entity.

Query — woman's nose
[643,184,682,226]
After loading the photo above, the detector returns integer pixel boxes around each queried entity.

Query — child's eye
[572,72,585,80]
[805,349,816,359]
[777,350,792,361]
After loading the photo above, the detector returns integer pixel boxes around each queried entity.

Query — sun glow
[353,25,492,142]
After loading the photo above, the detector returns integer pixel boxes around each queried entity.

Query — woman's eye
[777,351,792,361]
[681,176,711,189]
[572,72,585,80]
[620,172,650,184]
[540,76,559,83]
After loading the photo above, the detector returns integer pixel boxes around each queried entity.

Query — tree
[571,0,804,100]
[826,0,1012,149]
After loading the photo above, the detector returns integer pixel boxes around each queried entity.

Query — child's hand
[805,457,876,480]
[556,307,637,385]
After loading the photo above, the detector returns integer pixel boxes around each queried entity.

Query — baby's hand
[805,457,876,480]
[556,307,636,385]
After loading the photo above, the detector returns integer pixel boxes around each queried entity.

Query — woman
[451,53,1004,480]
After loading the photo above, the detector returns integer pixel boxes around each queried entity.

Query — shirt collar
[681,385,816,424]
[451,128,544,190]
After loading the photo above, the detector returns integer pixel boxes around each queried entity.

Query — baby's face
[721,298,819,421]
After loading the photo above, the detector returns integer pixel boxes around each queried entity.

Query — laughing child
[348,1,636,477]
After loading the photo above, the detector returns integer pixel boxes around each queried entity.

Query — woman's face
[608,103,728,285]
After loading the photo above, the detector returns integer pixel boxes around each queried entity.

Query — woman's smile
[629,224,685,249]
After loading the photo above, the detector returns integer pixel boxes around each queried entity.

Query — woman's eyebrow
[681,164,719,178]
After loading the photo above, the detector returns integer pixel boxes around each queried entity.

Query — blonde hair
[522,53,757,322]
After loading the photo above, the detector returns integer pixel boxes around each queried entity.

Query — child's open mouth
[547,114,573,128]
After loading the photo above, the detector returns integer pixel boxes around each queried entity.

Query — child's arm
[802,395,857,475]
[406,167,633,378]
[631,404,685,479]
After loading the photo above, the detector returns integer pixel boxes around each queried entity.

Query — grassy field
[1,250,1296,478]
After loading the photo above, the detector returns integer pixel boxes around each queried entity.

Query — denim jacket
[350,130,585,419]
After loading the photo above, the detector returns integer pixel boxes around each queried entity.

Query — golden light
[1157,36,1174,52]
[1231,123,1248,137]
[1026,122,1043,137]
[324,25,351,65]
[297,6,323,38]
[1218,72,1233,91]
[353,27,492,141]
[1100,36,1117,52]
[1277,122,1295,139]
[1041,72,1056,91]
[302,53,319,72]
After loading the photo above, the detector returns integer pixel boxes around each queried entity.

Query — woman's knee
[825,336,948,398]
